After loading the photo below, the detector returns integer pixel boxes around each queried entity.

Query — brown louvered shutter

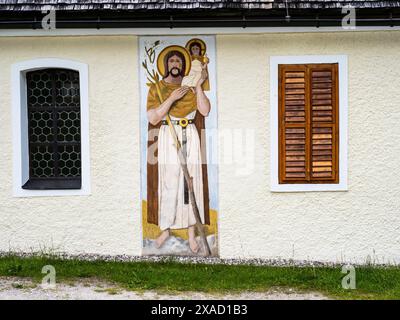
[310,64,339,182]
[279,63,339,184]
[279,65,309,183]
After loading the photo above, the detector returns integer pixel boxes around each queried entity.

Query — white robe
[157,110,205,230]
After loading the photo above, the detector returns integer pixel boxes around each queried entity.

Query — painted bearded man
[146,45,211,254]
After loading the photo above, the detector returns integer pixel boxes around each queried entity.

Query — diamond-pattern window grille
[24,69,81,189]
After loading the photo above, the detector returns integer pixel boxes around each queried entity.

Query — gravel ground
[0,277,329,300]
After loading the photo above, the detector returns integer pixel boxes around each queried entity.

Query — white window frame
[11,58,91,197]
[270,55,348,192]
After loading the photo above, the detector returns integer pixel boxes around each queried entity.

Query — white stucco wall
[0,31,399,264]
[217,31,400,264]
[0,36,141,256]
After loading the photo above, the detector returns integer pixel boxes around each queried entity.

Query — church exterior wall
[0,31,399,264]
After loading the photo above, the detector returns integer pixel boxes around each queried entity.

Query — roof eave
[0,7,400,29]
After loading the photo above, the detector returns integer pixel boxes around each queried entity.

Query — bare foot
[189,238,199,254]
[155,229,170,249]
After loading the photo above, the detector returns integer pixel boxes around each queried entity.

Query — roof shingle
[0,0,399,11]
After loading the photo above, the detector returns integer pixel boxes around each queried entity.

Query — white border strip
[11,58,91,197]
[270,55,348,192]
[1,26,400,37]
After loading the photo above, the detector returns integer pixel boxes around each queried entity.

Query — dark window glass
[23,69,81,190]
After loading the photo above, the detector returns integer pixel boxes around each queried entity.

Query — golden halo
[156,45,191,78]
[185,38,207,56]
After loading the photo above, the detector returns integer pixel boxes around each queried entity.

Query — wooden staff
[154,82,212,256]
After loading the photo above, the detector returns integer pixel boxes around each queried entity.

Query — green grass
[0,255,399,299]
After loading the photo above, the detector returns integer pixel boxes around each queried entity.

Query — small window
[278,63,339,184]
[23,68,81,190]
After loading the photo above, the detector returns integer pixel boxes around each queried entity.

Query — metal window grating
[23,68,81,189]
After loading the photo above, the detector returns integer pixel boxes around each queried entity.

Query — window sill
[22,178,81,190]
[15,178,89,197]
[271,182,348,193]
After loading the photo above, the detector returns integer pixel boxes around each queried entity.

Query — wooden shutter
[309,64,339,182]
[278,64,339,184]
[279,65,309,183]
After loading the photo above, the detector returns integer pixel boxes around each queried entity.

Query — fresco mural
[139,36,218,256]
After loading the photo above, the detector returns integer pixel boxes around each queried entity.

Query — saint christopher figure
[146,44,211,254]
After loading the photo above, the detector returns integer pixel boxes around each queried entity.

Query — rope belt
[161,117,194,204]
